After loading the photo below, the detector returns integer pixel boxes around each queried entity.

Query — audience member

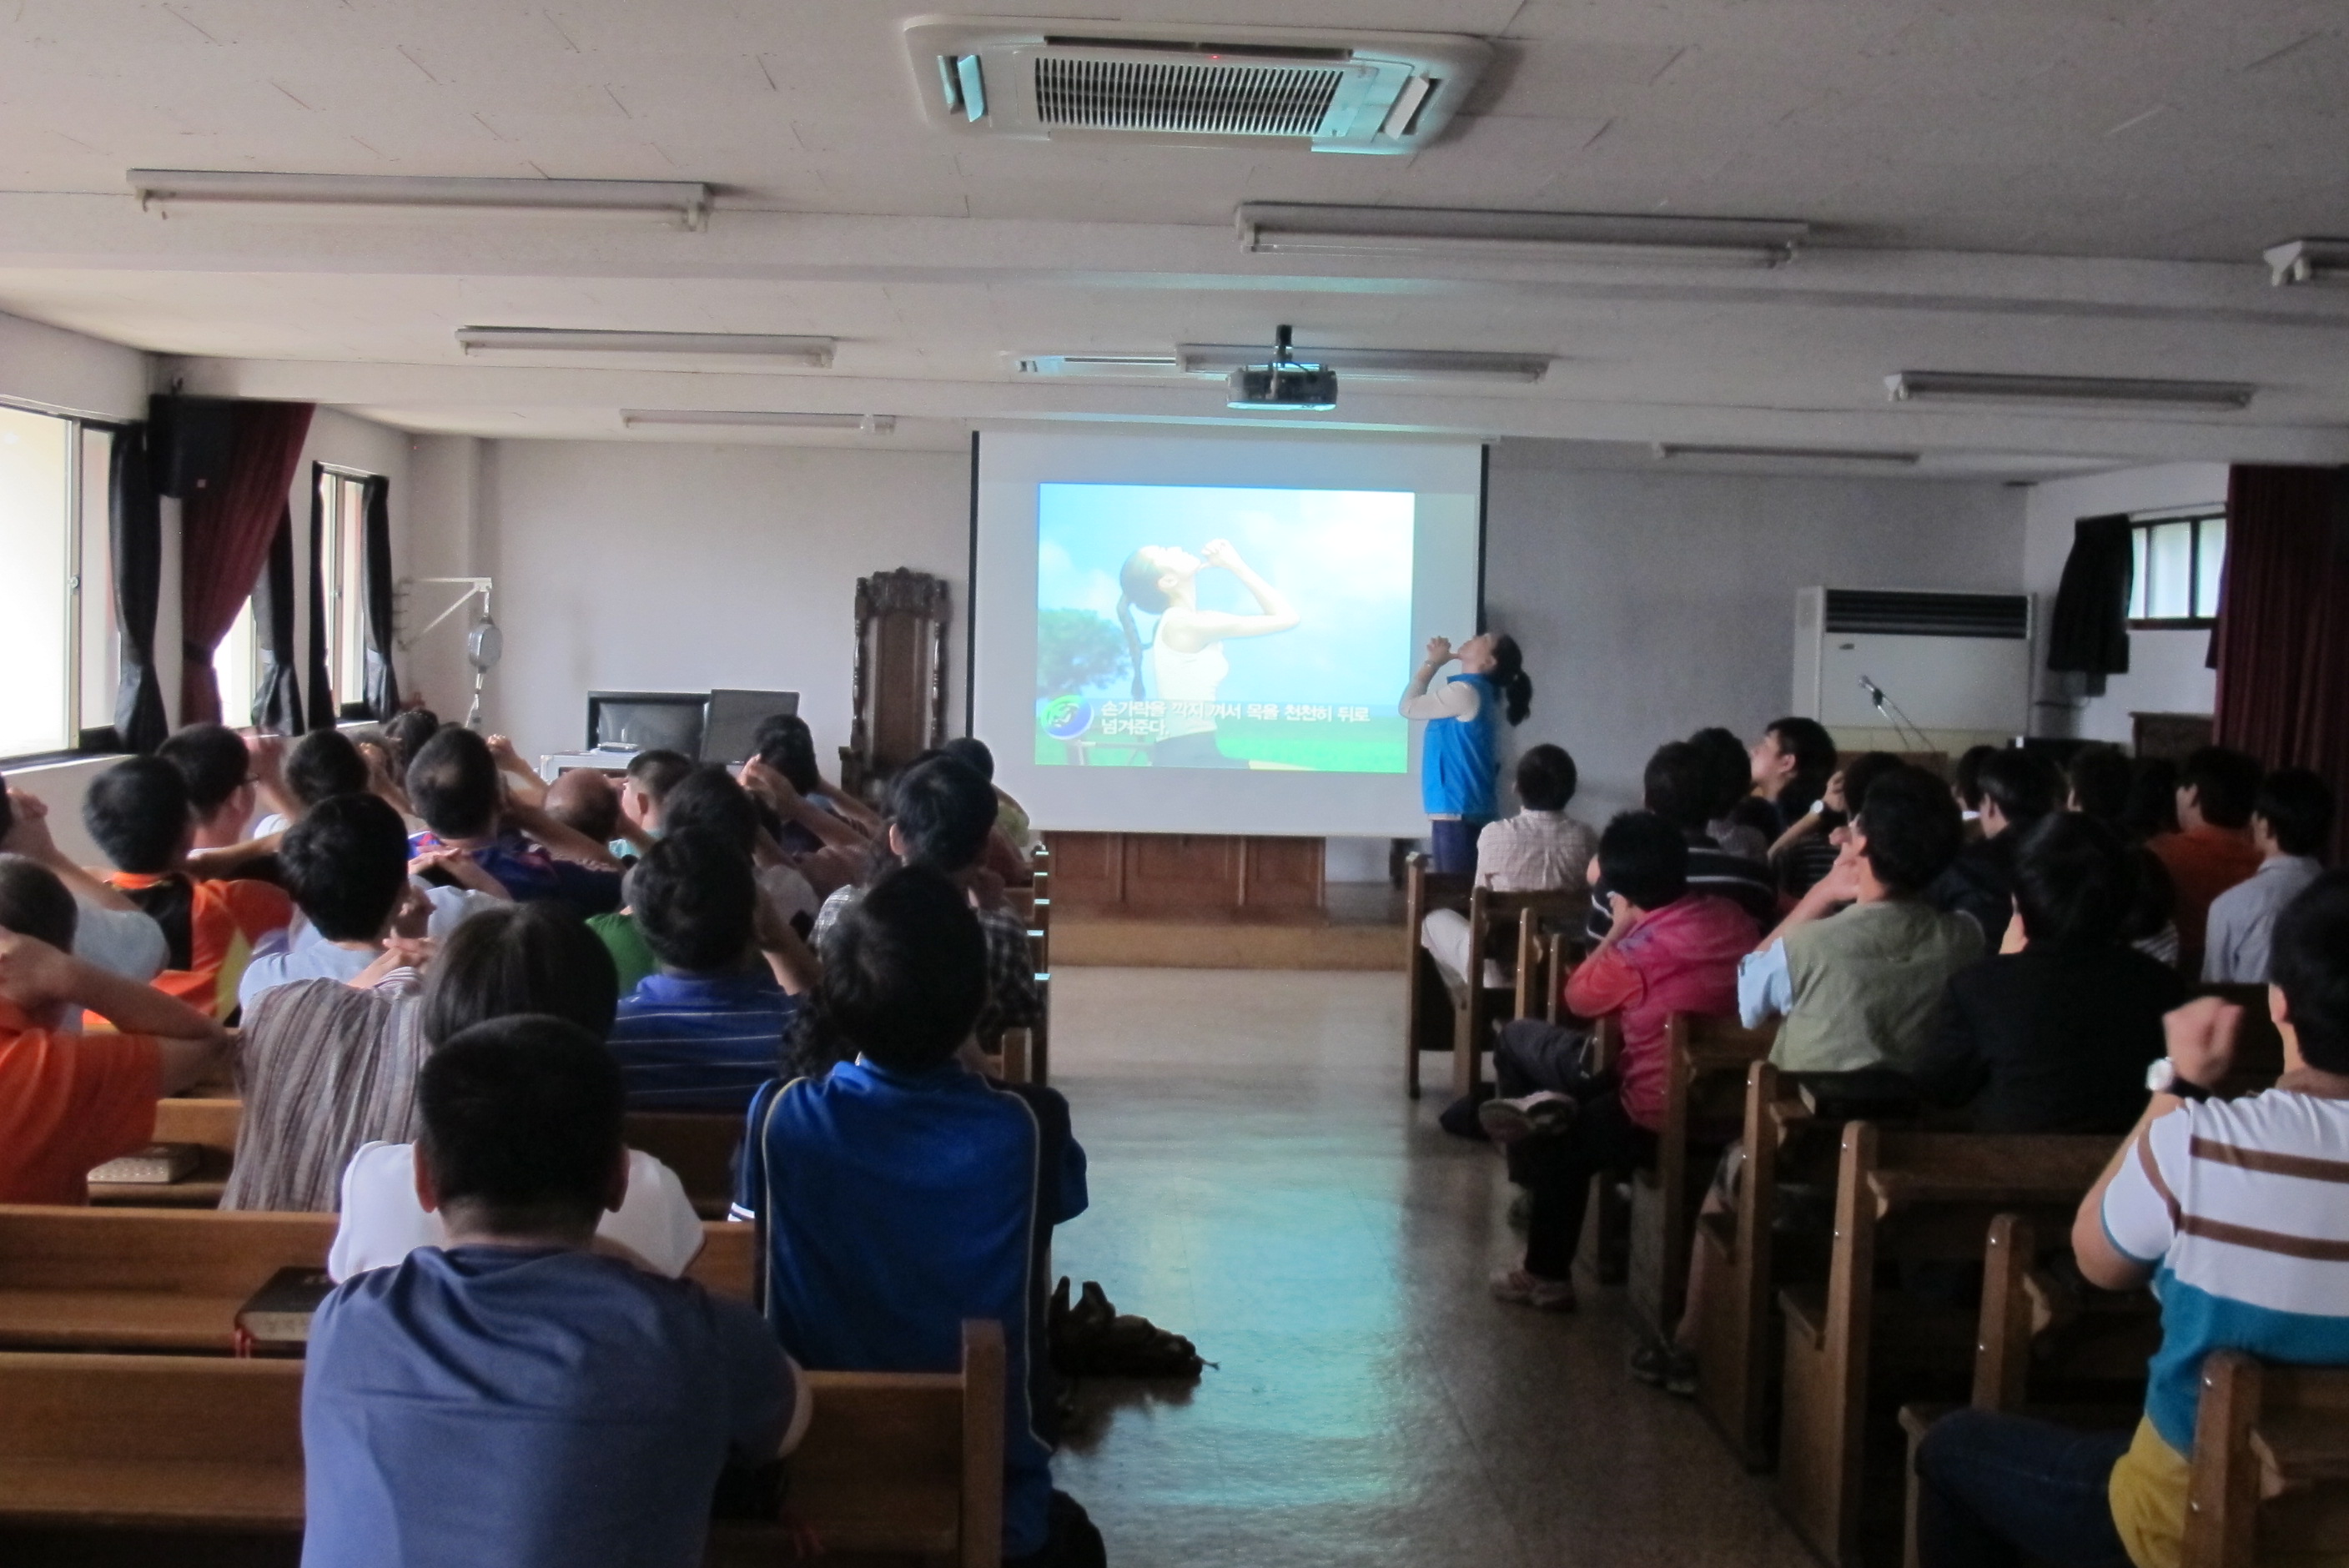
[613,746,693,856]
[303,1016,802,1568]
[82,755,293,1018]
[606,830,812,1112]
[1769,750,1903,887]
[0,855,228,1203]
[1951,743,1998,825]
[1585,741,1778,942]
[158,721,261,849]
[279,728,372,818]
[1748,716,1838,893]
[2148,744,2265,972]
[2204,766,2333,983]
[2065,745,2134,827]
[735,867,1100,1566]
[224,901,620,1212]
[380,707,440,777]
[1915,870,2349,1568]
[1482,813,1758,1313]
[0,775,165,981]
[406,726,624,915]
[745,714,873,897]
[811,756,1043,1044]
[1928,747,2063,939]
[545,766,622,849]
[1913,812,2185,1132]
[1421,744,1597,987]
[1688,726,1773,860]
[1739,766,1979,1073]
[941,734,1034,882]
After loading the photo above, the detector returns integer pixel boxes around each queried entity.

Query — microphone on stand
[1857,673,1933,753]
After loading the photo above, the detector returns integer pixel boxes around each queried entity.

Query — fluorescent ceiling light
[458,328,834,365]
[1014,354,1188,378]
[1235,203,1808,266]
[1653,443,1919,466]
[1177,343,1549,383]
[621,410,894,433]
[1885,371,2255,412]
[128,170,712,229]
[2264,239,2349,286]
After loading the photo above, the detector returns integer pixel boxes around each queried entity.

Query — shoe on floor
[1436,1089,1494,1140]
[1627,1339,1698,1397]
[1489,1268,1577,1312]
[1477,1092,1579,1145]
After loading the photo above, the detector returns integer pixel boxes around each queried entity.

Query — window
[0,405,115,760]
[215,596,260,729]
[2127,511,2226,628]
[316,467,373,714]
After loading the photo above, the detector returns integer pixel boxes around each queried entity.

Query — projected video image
[1034,483,1414,771]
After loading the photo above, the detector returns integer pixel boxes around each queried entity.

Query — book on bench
[237,1267,339,1348]
[87,1143,201,1185]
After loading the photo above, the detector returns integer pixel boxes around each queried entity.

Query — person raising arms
[1401,631,1533,875]
[1114,537,1300,769]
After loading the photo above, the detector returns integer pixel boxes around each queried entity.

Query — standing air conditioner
[1793,588,2033,756]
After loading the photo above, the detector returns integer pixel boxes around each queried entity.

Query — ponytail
[1490,634,1532,726]
[1114,596,1149,701]
[1116,549,1174,703]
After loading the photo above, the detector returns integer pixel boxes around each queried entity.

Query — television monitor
[586,691,707,759]
[702,689,800,766]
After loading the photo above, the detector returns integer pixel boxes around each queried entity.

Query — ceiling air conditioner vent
[903,16,1490,154]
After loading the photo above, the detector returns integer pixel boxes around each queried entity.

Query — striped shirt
[607,971,796,1112]
[222,977,427,1213]
[2102,1076,2349,1455]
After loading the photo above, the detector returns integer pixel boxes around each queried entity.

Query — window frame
[2125,509,2226,631]
[0,400,127,766]
[315,464,378,720]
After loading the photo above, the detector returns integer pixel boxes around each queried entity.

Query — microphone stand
[1859,674,1935,754]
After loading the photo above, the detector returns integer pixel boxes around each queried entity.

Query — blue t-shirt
[1419,672,1499,818]
[301,1245,792,1568]
[609,971,797,1112]
[733,1060,1081,1560]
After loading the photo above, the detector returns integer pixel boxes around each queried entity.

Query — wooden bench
[0,1319,1007,1567]
[2183,1351,2349,1568]
[86,1096,240,1210]
[1628,1013,1778,1341]
[1402,855,1583,1100]
[622,1112,744,1221]
[0,1207,757,1354]
[1897,1212,2162,1568]
[1776,1125,2116,1568]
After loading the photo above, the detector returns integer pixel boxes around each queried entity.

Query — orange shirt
[2149,826,2263,967]
[105,872,293,1020]
[0,1003,162,1204]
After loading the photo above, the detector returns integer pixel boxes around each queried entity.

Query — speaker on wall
[147,394,235,500]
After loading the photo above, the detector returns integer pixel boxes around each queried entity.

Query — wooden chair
[623,1112,746,1221]
[87,1096,240,1209]
[838,567,951,803]
[1402,857,1586,1101]
[1403,852,1472,1099]
[1775,1125,2116,1568]
[0,1320,1007,1567]
[1627,1014,1778,1342]
[1897,1213,2161,1568]
[2180,1351,2349,1568]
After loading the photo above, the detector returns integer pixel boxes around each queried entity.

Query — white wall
[1483,445,2028,825]
[2020,461,2225,745]
[479,440,969,766]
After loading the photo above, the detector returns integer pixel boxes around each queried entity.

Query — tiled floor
[1047,967,1819,1568]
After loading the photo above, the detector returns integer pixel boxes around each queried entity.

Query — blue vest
[1420,672,1500,818]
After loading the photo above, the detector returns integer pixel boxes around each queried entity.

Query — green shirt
[587,911,659,998]
[1773,899,1983,1075]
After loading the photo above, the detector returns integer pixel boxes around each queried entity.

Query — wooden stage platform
[1054,883,1406,972]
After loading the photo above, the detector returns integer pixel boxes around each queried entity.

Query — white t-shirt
[327,1142,707,1283]
[71,899,169,983]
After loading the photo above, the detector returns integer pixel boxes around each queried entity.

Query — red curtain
[179,401,314,726]
[2211,465,2349,861]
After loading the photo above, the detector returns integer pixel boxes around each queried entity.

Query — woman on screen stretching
[1114,538,1300,768]
[1402,632,1533,874]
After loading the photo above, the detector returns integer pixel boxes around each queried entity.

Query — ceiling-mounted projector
[1227,325,1337,411]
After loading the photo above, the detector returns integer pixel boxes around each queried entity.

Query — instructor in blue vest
[1401,631,1535,875]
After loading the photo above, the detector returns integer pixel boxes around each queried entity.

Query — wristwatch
[2145,1058,2212,1102]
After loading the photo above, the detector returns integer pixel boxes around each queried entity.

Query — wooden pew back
[86,1097,240,1210]
[0,1321,1006,1566]
[623,1112,743,1220]
[1402,853,1472,1098]
[1776,1124,2115,1568]
[1630,1014,1778,1339]
[2185,1351,2349,1568]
